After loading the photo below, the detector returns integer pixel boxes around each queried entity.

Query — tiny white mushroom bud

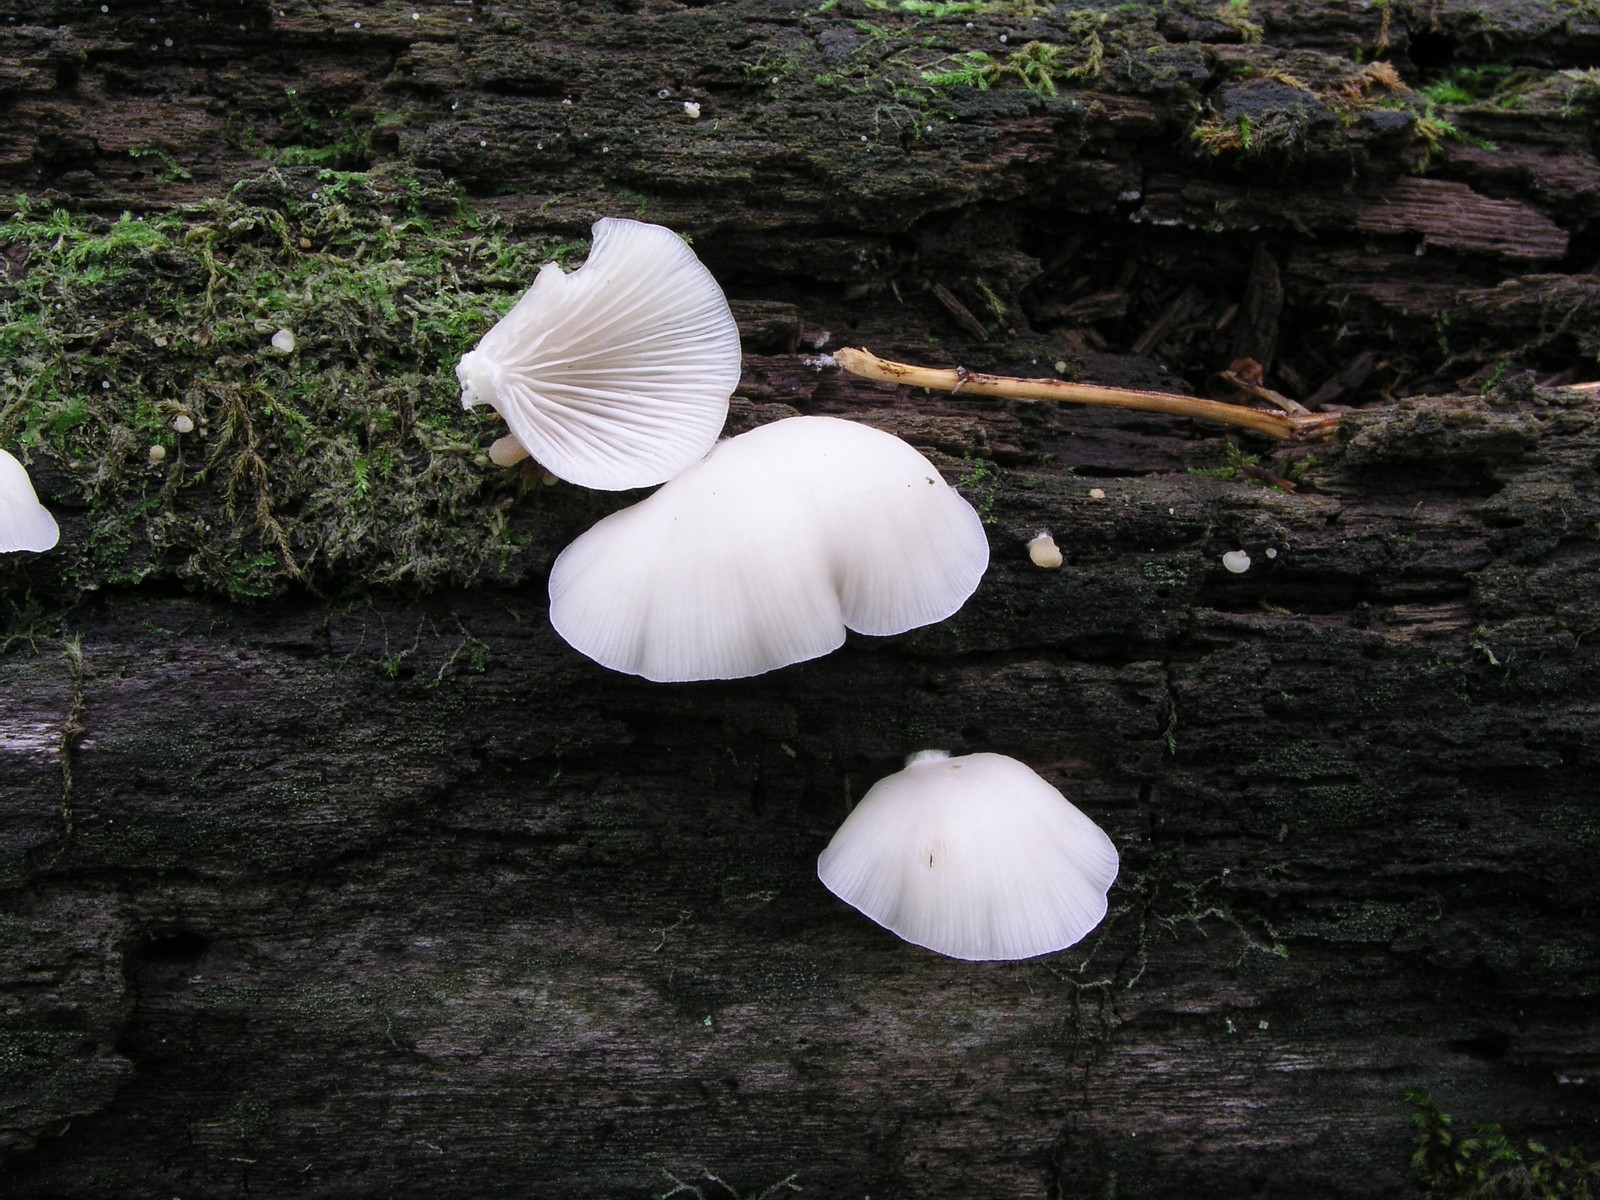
[1027,532,1063,569]
[1222,549,1251,574]
[172,414,195,434]
[682,100,701,118]
[1088,487,1106,500]
[270,328,296,354]
[1265,547,1278,559]
[487,435,531,468]
[148,444,166,464]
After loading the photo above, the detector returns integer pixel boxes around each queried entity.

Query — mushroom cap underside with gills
[457,217,740,491]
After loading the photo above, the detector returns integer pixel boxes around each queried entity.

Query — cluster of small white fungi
[456,218,1120,960]
[0,216,1126,965]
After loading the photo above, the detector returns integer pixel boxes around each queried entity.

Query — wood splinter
[835,347,1344,442]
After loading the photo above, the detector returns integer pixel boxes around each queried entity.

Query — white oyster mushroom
[0,448,60,553]
[456,217,740,491]
[547,416,990,681]
[817,750,1119,961]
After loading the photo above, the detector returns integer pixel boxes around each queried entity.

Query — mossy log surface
[2,1,1599,1197]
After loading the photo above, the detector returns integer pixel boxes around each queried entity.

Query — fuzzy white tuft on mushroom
[817,750,1119,961]
[547,416,990,682]
[457,217,740,491]
[0,448,60,553]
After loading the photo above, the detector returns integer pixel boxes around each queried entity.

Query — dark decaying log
[2,1,1599,1197]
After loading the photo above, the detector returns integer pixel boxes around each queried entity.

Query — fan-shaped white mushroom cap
[547,416,990,682]
[456,217,740,491]
[817,750,1119,961]
[0,448,60,553]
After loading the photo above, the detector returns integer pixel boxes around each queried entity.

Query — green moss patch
[1,166,579,600]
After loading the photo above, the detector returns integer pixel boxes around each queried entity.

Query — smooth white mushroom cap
[0,449,60,553]
[547,416,990,682]
[457,217,740,491]
[765,416,990,637]
[817,750,1119,961]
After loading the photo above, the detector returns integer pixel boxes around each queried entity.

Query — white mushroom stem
[835,347,1342,442]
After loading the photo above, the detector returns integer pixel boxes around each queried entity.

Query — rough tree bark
[2,1,1598,1197]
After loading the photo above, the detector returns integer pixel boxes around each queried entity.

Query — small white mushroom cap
[0,448,60,553]
[1222,548,1251,574]
[817,750,1119,961]
[548,416,989,681]
[456,217,740,491]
